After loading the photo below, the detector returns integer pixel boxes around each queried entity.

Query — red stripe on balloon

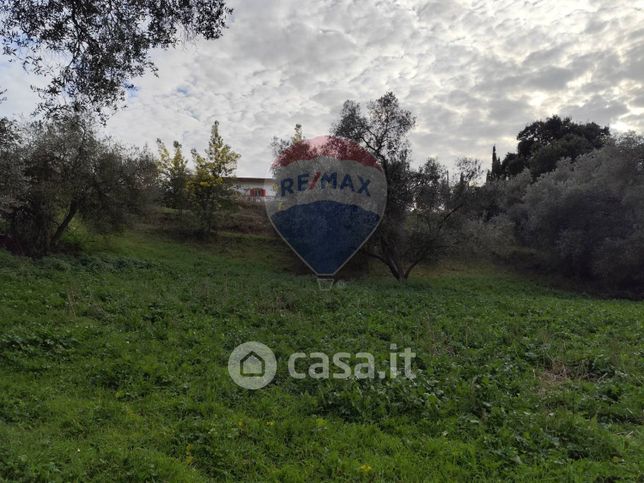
[272,136,383,172]
[309,171,321,189]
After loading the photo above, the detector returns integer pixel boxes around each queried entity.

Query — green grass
[0,231,642,481]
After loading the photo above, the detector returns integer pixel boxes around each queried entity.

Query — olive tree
[0,117,27,219]
[2,115,158,256]
[516,133,644,290]
[332,92,480,281]
[1,0,232,117]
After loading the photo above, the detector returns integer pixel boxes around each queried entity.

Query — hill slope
[0,232,642,480]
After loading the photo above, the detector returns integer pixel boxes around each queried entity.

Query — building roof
[227,176,273,183]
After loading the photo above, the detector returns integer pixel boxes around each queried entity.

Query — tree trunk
[380,237,408,282]
[50,200,79,248]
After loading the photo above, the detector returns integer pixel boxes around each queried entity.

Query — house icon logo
[240,351,265,377]
[228,341,277,390]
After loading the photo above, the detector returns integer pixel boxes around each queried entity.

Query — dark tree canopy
[332,93,416,279]
[490,115,610,179]
[0,0,232,117]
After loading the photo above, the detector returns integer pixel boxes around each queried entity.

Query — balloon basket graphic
[316,277,335,291]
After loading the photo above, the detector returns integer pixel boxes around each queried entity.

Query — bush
[512,134,644,291]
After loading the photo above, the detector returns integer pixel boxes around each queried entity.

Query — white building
[229,177,276,201]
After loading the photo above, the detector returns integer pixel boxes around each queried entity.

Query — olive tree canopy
[0,0,232,118]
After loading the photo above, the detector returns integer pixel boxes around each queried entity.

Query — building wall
[233,179,276,198]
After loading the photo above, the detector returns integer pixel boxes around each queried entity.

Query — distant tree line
[310,93,644,292]
[477,117,644,292]
[0,0,642,293]
[488,115,610,179]
[2,91,642,294]
[0,114,240,256]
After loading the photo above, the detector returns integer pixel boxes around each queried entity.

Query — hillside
[0,231,642,481]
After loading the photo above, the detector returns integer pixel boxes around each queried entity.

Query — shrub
[514,134,644,290]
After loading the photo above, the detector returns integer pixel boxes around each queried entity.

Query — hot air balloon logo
[265,136,387,278]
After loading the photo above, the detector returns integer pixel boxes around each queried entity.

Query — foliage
[487,145,501,182]
[515,134,644,290]
[0,115,158,256]
[491,115,610,179]
[157,139,190,213]
[0,117,27,218]
[270,123,305,157]
[333,92,480,281]
[187,121,239,236]
[0,0,232,118]
[154,120,241,237]
[475,168,533,222]
[0,230,641,480]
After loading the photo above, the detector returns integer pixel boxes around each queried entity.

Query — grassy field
[0,230,642,481]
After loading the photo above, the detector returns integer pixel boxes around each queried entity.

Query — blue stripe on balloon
[271,200,381,276]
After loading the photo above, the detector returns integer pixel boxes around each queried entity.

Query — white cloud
[1,0,642,175]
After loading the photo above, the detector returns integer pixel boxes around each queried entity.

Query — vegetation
[157,140,190,215]
[0,115,157,256]
[521,135,644,286]
[157,121,239,237]
[327,93,644,292]
[476,132,644,294]
[188,121,239,236]
[489,115,610,179]
[271,124,305,157]
[0,0,232,117]
[332,92,481,281]
[0,117,26,217]
[1,2,641,480]
[0,229,641,480]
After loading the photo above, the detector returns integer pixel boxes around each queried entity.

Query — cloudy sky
[1,0,643,176]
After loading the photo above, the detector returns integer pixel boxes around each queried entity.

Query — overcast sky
[1,0,643,176]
